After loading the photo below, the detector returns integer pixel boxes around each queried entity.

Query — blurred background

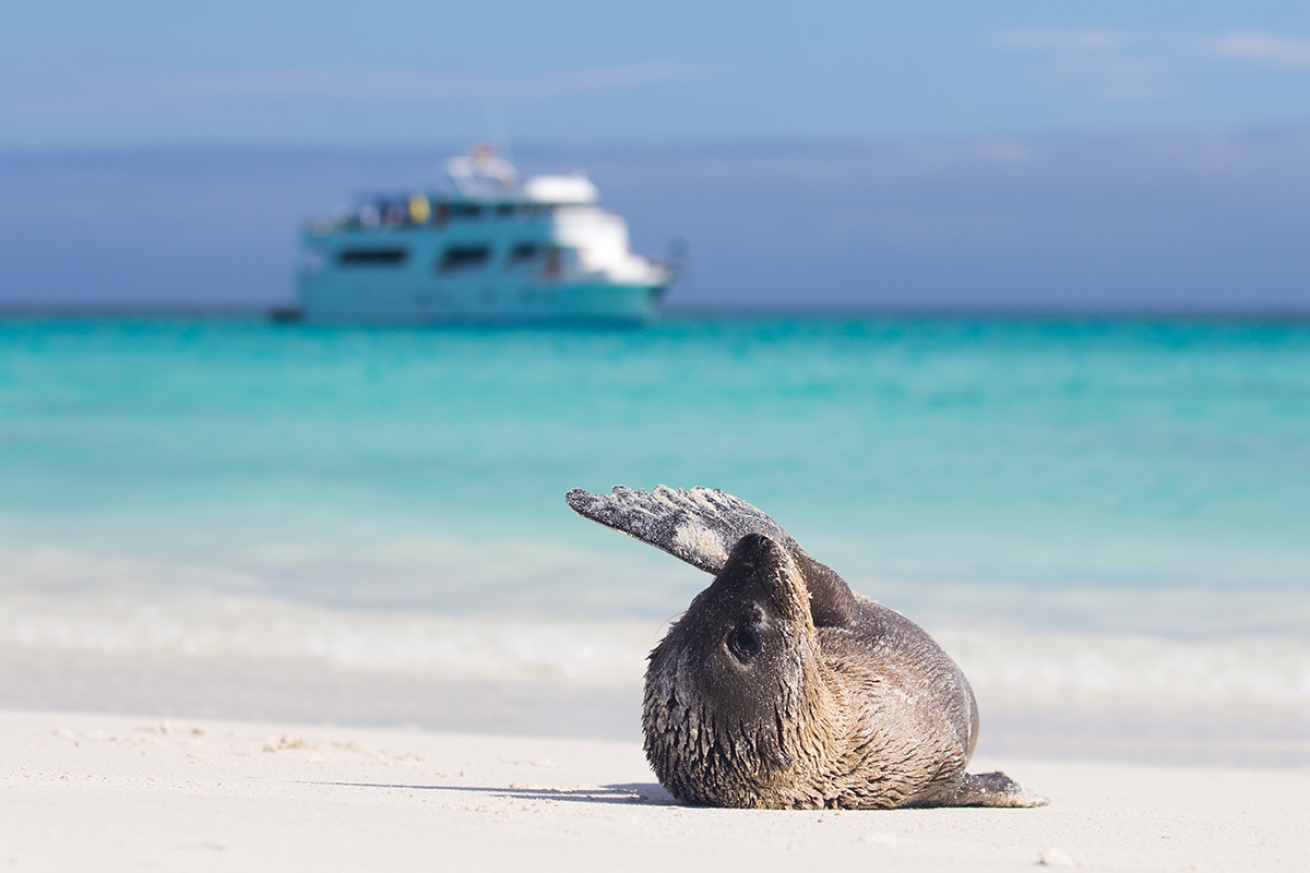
[1,1,1308,764]
[6,0,1310,312]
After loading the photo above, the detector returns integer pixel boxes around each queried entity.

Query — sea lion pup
[566,485,1047,810]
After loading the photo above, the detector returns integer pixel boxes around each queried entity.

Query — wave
[4,586,1308,707]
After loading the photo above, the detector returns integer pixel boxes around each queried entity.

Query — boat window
[339,247,409,266]
[439,245,492,272]
[448,203,483,220]
[507,243,540,264]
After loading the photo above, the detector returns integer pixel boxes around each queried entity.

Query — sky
[5,0,1310,149]
[3,2,1310,312]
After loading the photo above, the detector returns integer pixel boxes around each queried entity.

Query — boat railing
[307,196,559,233]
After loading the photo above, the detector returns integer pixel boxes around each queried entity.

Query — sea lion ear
[795,553,861,628]
[565,485,805,575]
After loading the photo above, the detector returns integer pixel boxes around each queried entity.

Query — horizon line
[2,304,1307,324]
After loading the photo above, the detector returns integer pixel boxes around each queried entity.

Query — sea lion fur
[566,485,1047,810]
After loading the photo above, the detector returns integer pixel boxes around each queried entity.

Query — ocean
[2,315,1308,757]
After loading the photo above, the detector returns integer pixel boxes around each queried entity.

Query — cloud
[1197,31,1310,68]
[994,28,1172,102]
[0,61,712,121]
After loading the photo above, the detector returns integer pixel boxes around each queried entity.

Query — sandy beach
[3,708,1307,873]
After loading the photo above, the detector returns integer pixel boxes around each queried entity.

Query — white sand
[3,709,1307,872]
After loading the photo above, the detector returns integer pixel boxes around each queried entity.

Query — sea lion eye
[728,626,761,660]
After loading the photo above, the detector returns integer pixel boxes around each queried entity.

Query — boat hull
[298,273,665,325]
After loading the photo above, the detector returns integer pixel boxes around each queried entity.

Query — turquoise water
[2,316,1309,708]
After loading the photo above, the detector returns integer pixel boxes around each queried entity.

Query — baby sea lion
[566,485,1047,810]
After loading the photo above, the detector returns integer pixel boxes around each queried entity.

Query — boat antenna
[485,103,514,166]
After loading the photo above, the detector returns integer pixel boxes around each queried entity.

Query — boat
[295,146,671,324]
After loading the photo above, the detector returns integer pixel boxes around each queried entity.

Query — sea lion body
[568,486,1046,810]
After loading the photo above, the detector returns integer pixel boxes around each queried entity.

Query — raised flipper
[566,485,800,574]
[945,771,1049,808]
[565,485,860,627]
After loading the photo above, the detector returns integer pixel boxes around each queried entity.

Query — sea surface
[2,316,1308,740]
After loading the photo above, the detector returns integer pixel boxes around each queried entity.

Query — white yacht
[296,147,671,324]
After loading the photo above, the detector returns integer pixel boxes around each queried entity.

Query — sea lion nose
[728,534,788,581]
[722,534,794,599]
[733,533,779,559]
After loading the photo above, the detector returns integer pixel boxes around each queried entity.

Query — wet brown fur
[643,535,1043,809]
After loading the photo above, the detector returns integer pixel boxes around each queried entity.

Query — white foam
[941,629,1310,706]
[0,537,692,618]
[0,589,657,682]
[5,583,1308,707]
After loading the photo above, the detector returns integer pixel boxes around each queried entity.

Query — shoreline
[5,644,1309,769]
[4,707,1307,872]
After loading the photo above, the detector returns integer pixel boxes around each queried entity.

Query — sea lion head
[643,533,832,807]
